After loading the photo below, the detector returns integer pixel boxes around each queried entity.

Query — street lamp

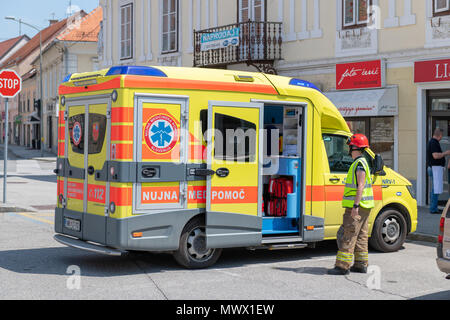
[5,16,44,157]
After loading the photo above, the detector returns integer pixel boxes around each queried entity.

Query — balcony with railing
[193,21,283,74]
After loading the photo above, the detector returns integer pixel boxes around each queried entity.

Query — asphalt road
[0,209,449,301]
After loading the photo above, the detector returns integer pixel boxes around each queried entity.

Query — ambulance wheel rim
[187,227,213,261]
[381,217,401,243]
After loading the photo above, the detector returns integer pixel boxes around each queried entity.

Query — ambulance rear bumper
[54,234,125,256]
[54,207,201,253]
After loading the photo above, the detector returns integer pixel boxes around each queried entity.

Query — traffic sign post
[0,69,22,204]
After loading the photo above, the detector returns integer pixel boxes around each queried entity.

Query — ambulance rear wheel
[369,208,407,252]
[173,217,222,269]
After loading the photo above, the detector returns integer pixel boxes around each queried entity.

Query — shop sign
[336,60,384,90]
[414,59,450,83]
[325,87,398,117]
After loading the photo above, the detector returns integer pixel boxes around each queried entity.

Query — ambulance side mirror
[373,154,386,176]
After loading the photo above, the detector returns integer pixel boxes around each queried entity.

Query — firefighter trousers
[335,207,371,270]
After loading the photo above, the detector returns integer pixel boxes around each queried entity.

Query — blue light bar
[62,74,72,83]
[289,78,321,91]
[106,66,168,77]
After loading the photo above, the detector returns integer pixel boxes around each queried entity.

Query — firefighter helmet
[347,134,370,149]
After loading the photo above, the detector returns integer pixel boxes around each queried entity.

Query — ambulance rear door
[206,101,263,249]
[64,96,111,244]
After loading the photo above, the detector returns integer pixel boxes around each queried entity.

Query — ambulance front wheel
[173,217,222,269]
[369,208,407,253]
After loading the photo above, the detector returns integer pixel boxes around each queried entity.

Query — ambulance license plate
[64,218,81,232]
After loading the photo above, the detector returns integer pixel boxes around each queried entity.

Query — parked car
[437,199,450,279]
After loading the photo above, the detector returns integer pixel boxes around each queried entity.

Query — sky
[0,0,100,41]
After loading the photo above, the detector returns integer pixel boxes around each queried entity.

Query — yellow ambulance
[54,66,417,268]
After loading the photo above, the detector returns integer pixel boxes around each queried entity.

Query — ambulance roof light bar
[63,74,73,83]
[105,66,168,77]
[289,78,321,92]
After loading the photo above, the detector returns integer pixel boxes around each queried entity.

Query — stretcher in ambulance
[53,66,417,268]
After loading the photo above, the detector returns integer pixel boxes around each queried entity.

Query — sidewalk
[407,205,442,243]
[0,144,56,162]
[0,144,56,213]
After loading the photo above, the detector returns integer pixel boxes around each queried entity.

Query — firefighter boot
[350,265,368,273]
[327,266,350,275]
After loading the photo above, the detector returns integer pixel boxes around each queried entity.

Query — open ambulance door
[206,101,263,249]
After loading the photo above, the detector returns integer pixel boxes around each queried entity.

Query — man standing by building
[427,128,450,214]
[328,134,375,275]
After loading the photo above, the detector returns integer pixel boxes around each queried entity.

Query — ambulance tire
[369,208,407,253]
[173,217,222,269]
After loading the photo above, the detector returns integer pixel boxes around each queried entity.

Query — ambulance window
[214,113,257,163]
[323,134,354,173]
[69,115,85,155]
[88,114,107,154]
[200,109,208,139]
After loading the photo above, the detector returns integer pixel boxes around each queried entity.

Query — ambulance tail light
[289,78,321,92]
[438,217,445,244]
[106,66,168,77]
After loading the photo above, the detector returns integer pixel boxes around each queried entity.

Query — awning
[24,111,40,124]
[324,86,398,117]
[27,111,40,122]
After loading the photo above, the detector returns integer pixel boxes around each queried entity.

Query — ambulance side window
[323,134,354,173]
[200,109,208,139]
[214,113,256,163]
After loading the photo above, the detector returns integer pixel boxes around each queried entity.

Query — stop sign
[0,69,22,98]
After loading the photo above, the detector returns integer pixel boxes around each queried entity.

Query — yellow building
[98,0,450,206]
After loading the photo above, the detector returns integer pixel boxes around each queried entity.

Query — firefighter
[328,134,375,275]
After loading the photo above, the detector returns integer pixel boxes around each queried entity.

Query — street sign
[0,69,22,98]
[0,69,21,203]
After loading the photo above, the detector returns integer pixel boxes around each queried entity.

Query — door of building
[427,91,450,205]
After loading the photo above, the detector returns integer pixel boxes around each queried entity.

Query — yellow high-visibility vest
[342,157,374,209]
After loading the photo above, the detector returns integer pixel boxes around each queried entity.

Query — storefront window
[346,119,367,135]
[344,117,394,169]
[370,117,394,169]
[431,98,450,111]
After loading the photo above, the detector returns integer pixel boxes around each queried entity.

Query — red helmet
[347,134,369,149]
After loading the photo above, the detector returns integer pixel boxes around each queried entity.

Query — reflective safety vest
[342,157,375,209]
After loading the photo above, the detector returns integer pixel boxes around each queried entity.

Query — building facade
[98,0,450,206]
[30,7,102,154]
[0,18,72,150]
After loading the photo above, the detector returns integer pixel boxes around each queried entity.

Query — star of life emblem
[144,114,178,154]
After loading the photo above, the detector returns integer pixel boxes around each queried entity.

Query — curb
[407,232,438,243]
[0,204,36,213]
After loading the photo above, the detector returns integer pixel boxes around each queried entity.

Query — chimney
[49,19,58,26]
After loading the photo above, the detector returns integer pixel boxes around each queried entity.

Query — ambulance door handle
[329,177,340,183]
[190,169,216,177]
[87,166,95,176]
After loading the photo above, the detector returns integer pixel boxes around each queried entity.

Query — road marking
[12,212,54,225]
